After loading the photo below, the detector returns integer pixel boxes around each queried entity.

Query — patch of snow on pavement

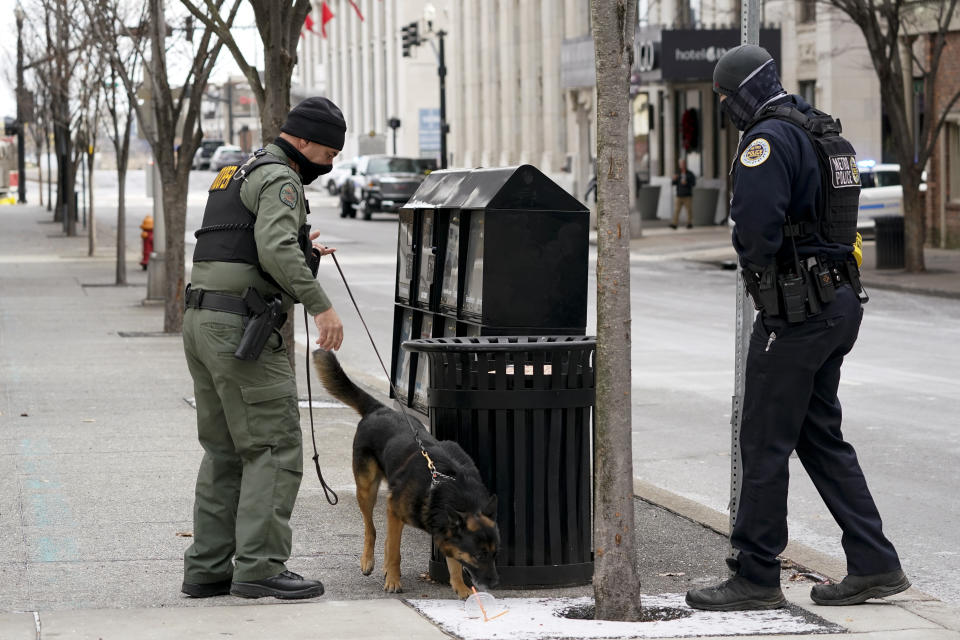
[407,593,840,639]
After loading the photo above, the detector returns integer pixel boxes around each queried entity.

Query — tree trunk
[116,166,127,285]
[590,0,643,622]
[88,153,96,257]
[36,143,44,208]
[45,128,52,212]
[160,162,188,333]
[260,70,291,144]
[901,167,926,272]
[115,115,131,287]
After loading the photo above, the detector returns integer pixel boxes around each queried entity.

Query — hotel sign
[660,29,780,82]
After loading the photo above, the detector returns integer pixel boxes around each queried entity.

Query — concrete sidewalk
[626,217,960,299]
[0,200,957,639]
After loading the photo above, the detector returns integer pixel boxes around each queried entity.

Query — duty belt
[184,285,250,315]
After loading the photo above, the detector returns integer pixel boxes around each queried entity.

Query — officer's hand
[853,232,863,268]
[314,308,343,351]
[309,231,338,257]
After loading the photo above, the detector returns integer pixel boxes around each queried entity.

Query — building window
[798,80,816,107]
[798,0,816,23]
[949,122,960,203]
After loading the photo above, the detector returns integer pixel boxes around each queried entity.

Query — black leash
[304,308,339,506]
[327,252,454,486]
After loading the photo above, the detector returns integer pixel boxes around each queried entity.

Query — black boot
[181,578,232,598]
[810,569,910,606]
[686,576,786,611]
[231,570,325,600]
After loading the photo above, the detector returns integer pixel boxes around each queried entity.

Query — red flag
[321,1,335,38]
[302,13,319,37]
[348,0,364,21]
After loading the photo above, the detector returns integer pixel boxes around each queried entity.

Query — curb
[631,478,960,633]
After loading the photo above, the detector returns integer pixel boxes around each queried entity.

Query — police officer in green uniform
[180,97,346,600]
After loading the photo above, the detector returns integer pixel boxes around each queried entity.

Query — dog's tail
[312,349,383,418]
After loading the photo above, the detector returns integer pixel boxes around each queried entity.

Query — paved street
[84,168,960,605]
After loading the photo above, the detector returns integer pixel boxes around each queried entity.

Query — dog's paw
[453,583,473,599]
[360,555,375,576]
[383,575,404,593]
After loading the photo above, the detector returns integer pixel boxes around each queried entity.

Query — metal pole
[729,0,760,567]
[15,6,27,204]
[226,81,234,145]
[438,30,448,169]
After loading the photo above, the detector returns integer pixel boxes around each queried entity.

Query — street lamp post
[437,29,448,169]
[15,3,27,204]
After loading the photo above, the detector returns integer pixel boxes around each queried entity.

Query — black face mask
[273,137,333,185]
[719,60,787,131]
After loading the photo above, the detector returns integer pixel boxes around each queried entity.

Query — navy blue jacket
[672,170,696,197]
[731,95,852,269]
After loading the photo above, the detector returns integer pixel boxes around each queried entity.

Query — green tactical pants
[181,307,303,584]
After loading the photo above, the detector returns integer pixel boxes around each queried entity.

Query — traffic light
[401,21,420,58]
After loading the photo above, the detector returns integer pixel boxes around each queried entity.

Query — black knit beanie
[280,97,347,151]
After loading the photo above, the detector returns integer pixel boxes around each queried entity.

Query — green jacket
[190,143,332,315]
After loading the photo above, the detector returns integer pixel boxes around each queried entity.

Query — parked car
[857,161,926,237]
[323,159,357,195]
[191,138,225,170]
[209,145,247,171]
[413,157,438,174]
[339,155,427,220]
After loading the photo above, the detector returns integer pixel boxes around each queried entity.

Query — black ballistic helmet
[713,44,774,96]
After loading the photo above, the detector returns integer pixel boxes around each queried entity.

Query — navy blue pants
[730,284,901,586]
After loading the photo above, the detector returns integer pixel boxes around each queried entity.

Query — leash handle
[304,308,338,506]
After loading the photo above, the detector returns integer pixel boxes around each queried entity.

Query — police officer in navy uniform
[685,45,910,611]
[180,97,345,600]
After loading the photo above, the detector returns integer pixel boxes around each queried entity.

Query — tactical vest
[193,151,313,298]
[745,104,860,246]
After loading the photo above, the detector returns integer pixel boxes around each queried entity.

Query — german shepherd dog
[313,350,500,598]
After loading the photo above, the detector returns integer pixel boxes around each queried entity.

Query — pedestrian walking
[670,158,695,229]
[180,97,346,600]
[685,45,909,611]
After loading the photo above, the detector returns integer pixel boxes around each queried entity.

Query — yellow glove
[853,232,863,268]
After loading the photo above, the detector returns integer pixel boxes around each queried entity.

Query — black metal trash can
[402,336,596,588]
[875,215,905,270]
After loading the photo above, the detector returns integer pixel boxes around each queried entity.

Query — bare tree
[826,0,960,271]
[89,0,239,331]
[72,51,104,257]
[36,0,92,236]
[83,1,147,285]
[179,0,312,142]
[180,0,312,367]
[24,52,55,212]
[27,83,48,210]
[104,67,139,286]
[590,0,643,622]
